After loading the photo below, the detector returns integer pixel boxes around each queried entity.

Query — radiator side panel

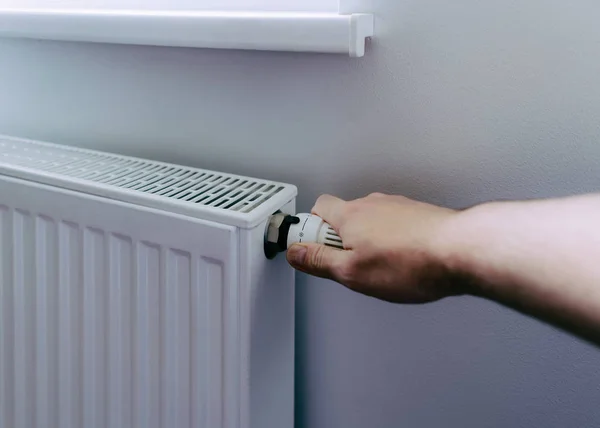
[239,199,296,428]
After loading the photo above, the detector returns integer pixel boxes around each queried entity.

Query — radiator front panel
[0,176,239,428]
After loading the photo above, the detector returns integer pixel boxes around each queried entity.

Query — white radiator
[0,135,298,428]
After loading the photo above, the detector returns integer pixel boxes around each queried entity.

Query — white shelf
[0,9,374,57]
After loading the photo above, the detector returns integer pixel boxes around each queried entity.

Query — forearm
[287,192,600,344]
[444,195,600,344]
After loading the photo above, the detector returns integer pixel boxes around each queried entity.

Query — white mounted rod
[0,9,374,57]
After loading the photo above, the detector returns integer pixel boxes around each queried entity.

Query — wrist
[432,203,498,298]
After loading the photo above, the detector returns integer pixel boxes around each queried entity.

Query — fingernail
[288,245,307,266]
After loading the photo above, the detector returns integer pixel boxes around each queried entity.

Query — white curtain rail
[0,9,374,57]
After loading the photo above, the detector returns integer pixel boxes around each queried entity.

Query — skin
[286,192,600,345]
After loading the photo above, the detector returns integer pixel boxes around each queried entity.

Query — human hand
[286,193,465,303]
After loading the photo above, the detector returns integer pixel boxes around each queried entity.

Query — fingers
[287,243,351,283]
[312,194,347,228]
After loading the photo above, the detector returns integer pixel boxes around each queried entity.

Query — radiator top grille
[0,136,297,228]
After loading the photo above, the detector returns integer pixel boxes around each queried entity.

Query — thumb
[287,243,350,282]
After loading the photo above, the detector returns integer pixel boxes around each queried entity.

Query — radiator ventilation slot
[0,137,287,215]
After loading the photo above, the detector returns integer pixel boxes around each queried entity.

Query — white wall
[2,1,600,427]
[0,0,337,12]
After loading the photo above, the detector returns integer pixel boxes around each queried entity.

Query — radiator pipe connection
[265,212,344,259]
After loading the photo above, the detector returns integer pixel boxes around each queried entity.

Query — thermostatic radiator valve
[265,212,344,259]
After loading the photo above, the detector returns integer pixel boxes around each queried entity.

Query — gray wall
[2,0,600,427]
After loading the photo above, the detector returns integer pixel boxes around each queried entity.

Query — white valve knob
[264,212,344,259]
[286,214,344,250]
